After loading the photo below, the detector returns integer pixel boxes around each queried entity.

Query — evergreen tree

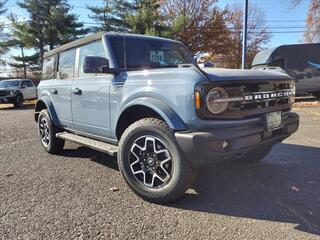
[15,0,88,69]
[87,0,132,32]
[88,0,164,36]
[0,0,8,64]
[7,15,40,78]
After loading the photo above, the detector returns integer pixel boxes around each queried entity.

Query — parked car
[0,79,37,107]
[198,61,214,68]
[35,32,299,203]
[252,43,320,98]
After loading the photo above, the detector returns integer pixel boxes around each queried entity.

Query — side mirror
[21,85,26,89]
[83,56,109,74]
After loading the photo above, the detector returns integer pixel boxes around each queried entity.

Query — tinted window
[58,49,76,79]
[0,80,20,88]
[42,56,56,79]
[22,80,34,87]
[78,41,106,77]
[110,37,193,69]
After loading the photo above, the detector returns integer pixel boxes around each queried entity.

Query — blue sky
[0,0,310,75]
[3,0,310,47]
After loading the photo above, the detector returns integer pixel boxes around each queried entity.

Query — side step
[56,132,118,156]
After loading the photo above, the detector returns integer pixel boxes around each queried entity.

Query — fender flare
[34,96,61,127]
[117,97,188,132]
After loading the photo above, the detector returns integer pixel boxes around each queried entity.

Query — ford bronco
[0,79,37,107]
[35,32,299,203]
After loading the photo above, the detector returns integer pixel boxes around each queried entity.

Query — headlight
[206,87,229,114]
[10,90,15,95]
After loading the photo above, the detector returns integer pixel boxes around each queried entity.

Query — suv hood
[201,68,291,82]
[0,87,18,91]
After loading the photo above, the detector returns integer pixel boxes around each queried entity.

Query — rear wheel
[38,109,65,154]
[13,94,24,108]
[118,118,197,203]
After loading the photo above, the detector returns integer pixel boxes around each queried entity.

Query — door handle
[72,88,82,95]
[50,89,58,95]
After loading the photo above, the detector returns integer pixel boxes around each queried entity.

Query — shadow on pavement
[59,143,320,236]
[171,143,320,236]
[60,146,119,171]
[0,103,35,110]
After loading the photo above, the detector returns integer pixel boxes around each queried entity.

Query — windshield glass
[110,36,194,69]
[0,80,20,88]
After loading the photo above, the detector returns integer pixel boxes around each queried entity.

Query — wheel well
[34,100,47,122]
[116,105,164,140]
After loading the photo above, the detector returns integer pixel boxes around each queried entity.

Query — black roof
[44,32,105,58]
[44,32,181,59]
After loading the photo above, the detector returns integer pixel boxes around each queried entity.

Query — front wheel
[118,118,197,203]
[13,94,24,108]
[312,92,320,99]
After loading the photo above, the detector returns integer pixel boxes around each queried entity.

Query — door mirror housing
[83,56,110,74]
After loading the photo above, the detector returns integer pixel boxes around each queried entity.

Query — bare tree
[160,0,230,56]
[220,4,271,69]
[303,0,320,43]
[288,0,320,43]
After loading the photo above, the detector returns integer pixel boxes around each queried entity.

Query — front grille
[0,90,8,96]
[200,80,294,119]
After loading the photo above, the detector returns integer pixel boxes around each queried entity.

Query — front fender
[34,96,61,127]
[118,97,188,131]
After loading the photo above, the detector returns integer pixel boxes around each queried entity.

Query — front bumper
[0,96,14,103]
[175,112,299,167]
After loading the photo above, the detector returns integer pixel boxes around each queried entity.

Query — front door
[20,80,34,99]
[71,41,112,138]
[50,49,76,128]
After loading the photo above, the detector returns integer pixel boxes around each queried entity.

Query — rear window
[42,56,56,79]
[110,36,193,69]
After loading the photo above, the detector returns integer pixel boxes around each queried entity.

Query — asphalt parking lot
[0,105,320,239]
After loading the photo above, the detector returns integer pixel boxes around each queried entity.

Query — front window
[0,80,21,88]
[109,36,194,69]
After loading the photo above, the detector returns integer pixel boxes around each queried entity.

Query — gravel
[0,105,319,240]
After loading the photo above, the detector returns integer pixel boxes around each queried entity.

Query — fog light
[222,140,229,150]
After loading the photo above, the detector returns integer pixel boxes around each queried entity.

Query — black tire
[13,94,24,108]
[118,118,197,204]
[313,92,320,99]
[237,145,273,164]
[38,109,65,154]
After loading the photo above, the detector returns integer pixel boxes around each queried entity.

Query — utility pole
[242,0,249,69]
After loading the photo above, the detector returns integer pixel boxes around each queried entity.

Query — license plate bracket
[265,111,282,131]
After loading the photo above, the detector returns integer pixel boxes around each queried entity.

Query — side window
[58,49,76,79]
[25,80,34,87]
[21,81,28,88]
[78,41,106,78]
[42,56,56,79]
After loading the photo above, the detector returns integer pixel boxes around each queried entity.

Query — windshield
[0,80,20,88]
[110,36,194,69]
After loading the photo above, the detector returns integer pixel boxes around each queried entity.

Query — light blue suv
[35,32,299,203]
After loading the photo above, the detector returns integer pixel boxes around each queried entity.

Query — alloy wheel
[39,116,50,148]
[129,135,172,189]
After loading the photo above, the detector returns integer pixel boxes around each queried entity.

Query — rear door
[71,41,112,138]
[50,49,76,128]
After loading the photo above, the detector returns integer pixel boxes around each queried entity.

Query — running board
[56,132,118,156]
